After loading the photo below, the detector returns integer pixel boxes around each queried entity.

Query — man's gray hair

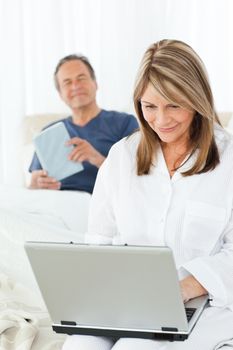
[54,54,96,90]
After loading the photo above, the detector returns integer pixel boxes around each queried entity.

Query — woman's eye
[169,105,179,109]
[144,105,155,110]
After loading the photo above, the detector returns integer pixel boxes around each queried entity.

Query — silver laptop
[24,242,209,341]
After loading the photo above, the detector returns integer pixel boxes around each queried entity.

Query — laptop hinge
[61,320,77,326]
[161,327,178,332]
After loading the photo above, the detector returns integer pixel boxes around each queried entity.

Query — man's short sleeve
[119,114,138,138]
[29,153,42,172]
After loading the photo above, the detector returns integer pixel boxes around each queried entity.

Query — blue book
[33,122,84,181]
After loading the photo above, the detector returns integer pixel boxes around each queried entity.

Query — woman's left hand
[180,275,207,303]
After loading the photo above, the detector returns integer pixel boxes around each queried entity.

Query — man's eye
[77,77,87,81]
[63,81,71,86]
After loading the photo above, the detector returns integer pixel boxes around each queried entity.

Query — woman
[63,40,233,349]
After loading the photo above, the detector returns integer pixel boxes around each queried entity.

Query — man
[29,54,138,193]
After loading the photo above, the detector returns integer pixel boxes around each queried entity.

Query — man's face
[56,60,97,110]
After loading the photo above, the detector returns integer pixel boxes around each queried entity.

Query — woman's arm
[180,275,207,303]
[181,211,233,308]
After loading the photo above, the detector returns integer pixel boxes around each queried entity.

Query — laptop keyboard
[185,308,196,322]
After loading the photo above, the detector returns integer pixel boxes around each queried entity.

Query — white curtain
[0,0,232,185]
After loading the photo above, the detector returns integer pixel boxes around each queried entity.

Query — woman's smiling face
[140,83,195,148]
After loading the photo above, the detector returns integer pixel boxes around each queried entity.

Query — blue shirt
[29,109,138,193]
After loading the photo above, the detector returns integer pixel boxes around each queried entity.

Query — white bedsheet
[0,185,91,232]
[0,273,67,349]
[0,185,91,291]
[0,186,91,289]
[0,185,91,348]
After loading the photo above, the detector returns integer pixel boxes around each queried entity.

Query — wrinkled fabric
[0,274,66,350]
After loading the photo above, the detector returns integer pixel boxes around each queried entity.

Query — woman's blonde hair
[133,39,220,176]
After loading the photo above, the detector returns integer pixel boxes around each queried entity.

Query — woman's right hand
[180,275,207,303]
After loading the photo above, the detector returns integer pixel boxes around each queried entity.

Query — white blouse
[86,124,233,310]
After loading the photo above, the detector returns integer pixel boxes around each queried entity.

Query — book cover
[33,122,84,181]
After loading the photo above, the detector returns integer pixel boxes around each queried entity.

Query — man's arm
[29,149,62,190]
[29,170,61,190]
[66,137,105,168]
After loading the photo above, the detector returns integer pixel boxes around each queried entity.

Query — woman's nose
[153,109,168,125]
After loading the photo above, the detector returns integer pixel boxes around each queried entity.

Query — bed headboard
[21,114,66,145]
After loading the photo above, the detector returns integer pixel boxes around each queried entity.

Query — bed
[0,114,92,349]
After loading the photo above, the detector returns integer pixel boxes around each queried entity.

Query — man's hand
[180,275,207,303]
[29,170,61,190]
[67,137,105,168]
